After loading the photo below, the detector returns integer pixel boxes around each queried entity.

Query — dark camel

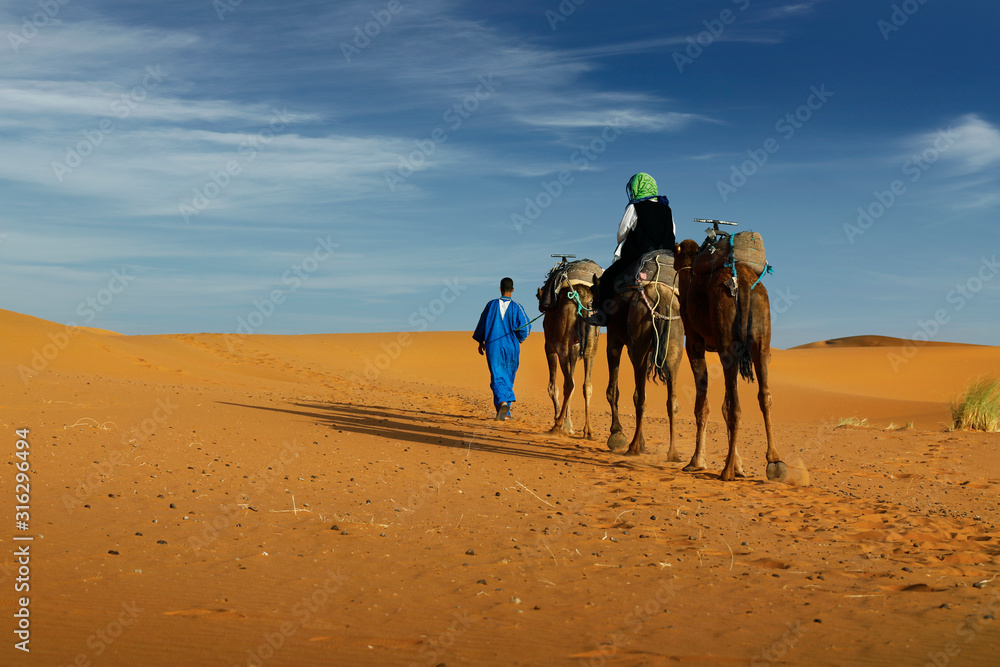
[673,238,787,482]
[536,265,601,438]
[599,254,685,460]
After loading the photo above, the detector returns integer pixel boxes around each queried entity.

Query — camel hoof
[766,461,788,482]
[666,449,684,463]
[682,463,705,473]
[735,469,749,479]
[607,432,628,453]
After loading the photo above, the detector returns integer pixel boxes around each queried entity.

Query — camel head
[673,239,700,271]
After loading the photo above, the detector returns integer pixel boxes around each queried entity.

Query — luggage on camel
[692,230,769,280]
[537,259,603,312]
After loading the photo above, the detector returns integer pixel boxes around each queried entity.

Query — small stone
[477,579,487,585]
[331,525,339,531]
[157,540,167,545]
[465,549,476,556]
[108,550,119,555]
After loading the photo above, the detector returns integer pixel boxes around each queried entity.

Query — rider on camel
[588,172,676,325]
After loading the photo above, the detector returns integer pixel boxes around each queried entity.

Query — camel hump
[692,231,768,278]
[633,251,677,290]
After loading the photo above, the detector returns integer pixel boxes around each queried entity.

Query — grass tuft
[951,377,1000,432]
[836,417,869,428]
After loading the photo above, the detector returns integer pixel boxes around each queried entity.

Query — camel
[673,234,787,482]
[599,251,685,459]
[536,259,602,438]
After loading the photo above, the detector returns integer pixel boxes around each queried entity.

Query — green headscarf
[626,172,657,203]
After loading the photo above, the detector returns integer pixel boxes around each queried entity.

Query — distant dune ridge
[792,334,981,349]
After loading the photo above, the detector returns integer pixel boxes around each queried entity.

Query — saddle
[538,259,603,312]
[611,250,678,295]
[692,231,768,279]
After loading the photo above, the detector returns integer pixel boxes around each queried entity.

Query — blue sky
[1,0,998,348]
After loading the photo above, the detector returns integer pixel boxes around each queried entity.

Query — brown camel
[599,251,684,459]
[673,235,787,482]
[536,259,602,438]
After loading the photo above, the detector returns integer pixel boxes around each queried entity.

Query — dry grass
[951,377,1000,432]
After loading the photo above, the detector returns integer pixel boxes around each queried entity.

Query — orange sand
[2,308,999,666]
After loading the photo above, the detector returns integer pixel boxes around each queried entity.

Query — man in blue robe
[473,277,530,421]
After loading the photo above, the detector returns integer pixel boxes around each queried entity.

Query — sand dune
[2,308,999,666]
[793,334,982,349]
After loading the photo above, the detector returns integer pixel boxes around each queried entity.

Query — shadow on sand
[218,400,678,472]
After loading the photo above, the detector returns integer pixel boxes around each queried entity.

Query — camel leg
[558,345,577,434]
[582,329,596,440]
[684,337,710,472]
[546,344,561,428]
[756,345,787,481]
[606,333,628,452]
[663,311,684,463]
[625,345,648,456]
[719,354,745,482]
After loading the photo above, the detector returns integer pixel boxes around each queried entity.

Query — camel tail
[736,273,755,383]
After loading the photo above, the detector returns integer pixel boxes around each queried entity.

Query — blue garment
[472,297,530,409]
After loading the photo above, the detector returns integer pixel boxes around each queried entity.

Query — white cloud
[945,114,1000,173]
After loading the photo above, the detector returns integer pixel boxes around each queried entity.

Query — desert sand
[2,308,1000,666]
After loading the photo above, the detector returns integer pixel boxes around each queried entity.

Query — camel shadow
[217,400,678,471]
